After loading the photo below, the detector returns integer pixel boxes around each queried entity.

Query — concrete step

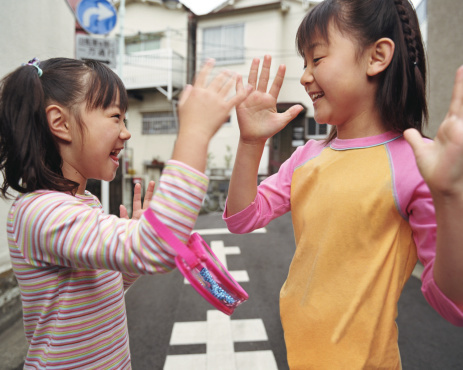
[0,316,27,370]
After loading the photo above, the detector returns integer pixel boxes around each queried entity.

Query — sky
[181,0,423,15]
[179,0,228,15]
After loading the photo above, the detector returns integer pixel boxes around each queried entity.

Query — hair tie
[23,57,43,77]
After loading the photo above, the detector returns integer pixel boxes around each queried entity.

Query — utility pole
[186,11,197,84]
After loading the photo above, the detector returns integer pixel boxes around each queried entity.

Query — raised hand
[405,66,463,199]
[177,59,251,143]
[236,55,304,144]
[405,66,463,304]
[120,180,155,220]
[173,59,251,172]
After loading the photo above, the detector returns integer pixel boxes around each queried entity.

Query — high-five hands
[173,59,252,172]
[177,59,252,143]
[236,55,304,145]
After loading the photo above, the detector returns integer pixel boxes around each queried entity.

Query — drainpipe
[187,11,197,84]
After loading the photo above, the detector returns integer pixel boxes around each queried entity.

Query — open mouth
[110,149,122,163]
[309,91,325,102]
[110,149,121,157]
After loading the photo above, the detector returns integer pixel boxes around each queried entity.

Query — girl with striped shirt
[0,57,249,369]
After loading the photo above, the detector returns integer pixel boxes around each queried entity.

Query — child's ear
[46,105,72,142]
[367,38,395,77]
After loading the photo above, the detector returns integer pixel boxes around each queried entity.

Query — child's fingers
[131,183,142,215]
[257,55,272,93]
[268,64,286,99]
[218,73,237,98]
[142,181,155,210]
[194,59,215,87]
[247,58,260,89]
[178,84,193,106]
[119,205,129,219]
[281,104,305,125]
[448,66,463,119]
[228,80,253,108]
[236,73,245,94]
[404,128,426,156]
[208,70,232,93]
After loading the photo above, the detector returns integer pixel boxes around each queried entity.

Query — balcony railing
[118,49,185,100]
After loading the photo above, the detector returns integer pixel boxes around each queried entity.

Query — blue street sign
[76,0,117,35]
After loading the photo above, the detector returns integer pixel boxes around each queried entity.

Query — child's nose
[120,124,131,140]
[300,67,314,86]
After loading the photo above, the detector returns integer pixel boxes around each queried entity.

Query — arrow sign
[82,3,114,27]
[76,0,117,35]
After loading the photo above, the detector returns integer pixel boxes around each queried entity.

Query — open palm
[236,55,303,144]
[405,66,463,197]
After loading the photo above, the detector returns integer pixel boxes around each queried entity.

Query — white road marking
[167,236,278,370]
[412,262,424,279]
[194,228,266,235]
[165,311,278,370]
[184,240,249,284]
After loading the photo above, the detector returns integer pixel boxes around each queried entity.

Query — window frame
[305,117,329,139]
[142,111,178,135]
[202,23,245,65]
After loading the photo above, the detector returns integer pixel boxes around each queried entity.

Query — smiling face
[62,98,131,194]
[300,22,384,138]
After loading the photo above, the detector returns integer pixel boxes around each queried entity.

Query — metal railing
[119,49,185,97]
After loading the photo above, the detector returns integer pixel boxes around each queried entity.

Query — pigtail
[390,0,428,132]
[0,64,77,198]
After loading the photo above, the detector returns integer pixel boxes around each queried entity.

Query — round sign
[76,0,118,35]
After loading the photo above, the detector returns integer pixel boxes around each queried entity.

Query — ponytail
[0,57,128,198]
[390,0,428,130]
[0,64,76,197]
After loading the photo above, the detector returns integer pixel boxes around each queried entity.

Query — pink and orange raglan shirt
[8,160,208,370]
[224,131,463,369]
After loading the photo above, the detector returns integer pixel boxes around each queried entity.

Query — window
[202,24,244,64]
[305,117,328,139]
[125,33,161,54]
[142,112,177,134]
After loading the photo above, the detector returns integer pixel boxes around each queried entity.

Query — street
[126,212,463,370]
[2,212,463,369]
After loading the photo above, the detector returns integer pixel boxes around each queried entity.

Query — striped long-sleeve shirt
[7,160,208,369]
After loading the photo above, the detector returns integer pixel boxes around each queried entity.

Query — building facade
[0,0,76,332]
[0,0,461,340]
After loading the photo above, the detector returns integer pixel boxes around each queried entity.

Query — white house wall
[110,2,188,54]
[127,91,179,174]
[196,2,314,172]
[0,0,75,272]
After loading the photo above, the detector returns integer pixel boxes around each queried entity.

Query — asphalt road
[2,212,463,369]
[126,212,463,370]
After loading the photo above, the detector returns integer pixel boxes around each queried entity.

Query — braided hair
[296,0,428,142]
[392,0,427,126]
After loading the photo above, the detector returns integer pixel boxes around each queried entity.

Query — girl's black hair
[296,0,427,142]
[0,58,128,198]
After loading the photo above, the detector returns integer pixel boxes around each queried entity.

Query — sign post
[76,34,117,68]
[75,0,118,214]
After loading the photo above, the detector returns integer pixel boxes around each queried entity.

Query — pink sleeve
[388,138,463,326]
[224,140,325,234]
